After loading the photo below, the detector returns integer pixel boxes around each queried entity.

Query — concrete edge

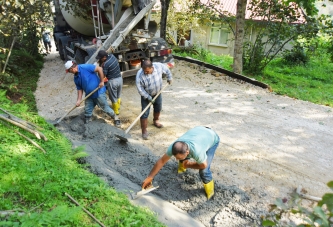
[173,55,272,91]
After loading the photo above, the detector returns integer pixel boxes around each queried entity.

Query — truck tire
[75,49,88,64]
[58,41,65,60]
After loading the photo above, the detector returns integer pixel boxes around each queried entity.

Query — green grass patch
[173,46,233,71]
[259,58,333,106]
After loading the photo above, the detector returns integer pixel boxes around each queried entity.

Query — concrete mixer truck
[52,0,174,77]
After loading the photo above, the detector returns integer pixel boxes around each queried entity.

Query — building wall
[191,24,234,56]
[191,22,294,57]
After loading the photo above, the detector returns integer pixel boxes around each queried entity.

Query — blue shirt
[103,54,121,80]
[166,126,220,164]
[42,33,50,42]
[74,64,106,99]
[136,62,172,99]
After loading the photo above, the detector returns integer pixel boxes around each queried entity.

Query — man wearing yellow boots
[96,50,122,121]
[142,126,220,200]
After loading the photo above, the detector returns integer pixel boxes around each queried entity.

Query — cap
[65,60,74,73]
[45,29,50,34]
[96,50,108,60]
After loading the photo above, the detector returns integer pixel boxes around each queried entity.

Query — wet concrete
[57,114,266,227]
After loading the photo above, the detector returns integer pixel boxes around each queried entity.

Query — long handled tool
[115,83,169,142]
[52,87,99,126]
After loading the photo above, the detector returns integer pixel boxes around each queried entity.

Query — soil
[35,50,333,226]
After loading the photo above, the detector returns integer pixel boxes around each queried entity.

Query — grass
[173,47,333,107]
[260,58,333,106]
[0,50,164,226]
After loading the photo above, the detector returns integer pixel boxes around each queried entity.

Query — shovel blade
[115,133,130,142]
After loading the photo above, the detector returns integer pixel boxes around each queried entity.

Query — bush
[282,43,309,66]
[263,181,333,226]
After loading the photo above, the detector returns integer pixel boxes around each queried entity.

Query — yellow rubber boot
[178,162,186,174]
[203,180,214,200]
[115,102,120,114]
[112,103,119,115]
[117,98,121,110]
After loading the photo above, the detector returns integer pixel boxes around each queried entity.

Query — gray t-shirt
[166,126,219,164]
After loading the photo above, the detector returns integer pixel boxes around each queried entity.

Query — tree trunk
[160,0,170,40]
[233,0,247,74]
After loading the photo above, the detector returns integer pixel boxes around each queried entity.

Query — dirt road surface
[35,51,333,226]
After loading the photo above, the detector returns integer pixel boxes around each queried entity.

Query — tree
[160,0,171,40]
[0,0,53,92]
[0,0,53,54]
[233,0,247,74]
[243,0,320,74]
[188,0,322,74]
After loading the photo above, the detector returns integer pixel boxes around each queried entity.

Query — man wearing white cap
[64,60,121,127]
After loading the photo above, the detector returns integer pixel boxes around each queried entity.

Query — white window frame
[209,24,229,47]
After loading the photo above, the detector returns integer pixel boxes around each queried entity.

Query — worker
[96,50,122,116]
[135,59,172,140]
[141,126,220,200]
[42,29,52,54]
[64,60,121,127]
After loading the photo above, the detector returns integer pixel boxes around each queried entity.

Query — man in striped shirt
[135,59,173,140]
[96,50,123,118]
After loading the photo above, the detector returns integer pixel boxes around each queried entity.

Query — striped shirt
[103,54,121,80]
[135,62,172,99]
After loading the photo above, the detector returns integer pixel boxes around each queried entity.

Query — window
[209,25,228,46]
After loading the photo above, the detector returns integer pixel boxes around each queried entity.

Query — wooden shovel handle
[125,84,169,134]
[56,87,100,124]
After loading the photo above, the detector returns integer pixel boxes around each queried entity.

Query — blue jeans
[106,77,123,103]
[84,92,115,118]
[199,136,220,184]
[140,94,162,119]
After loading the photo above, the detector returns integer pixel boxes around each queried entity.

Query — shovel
[52,87,99,126]
[115,84,169,142]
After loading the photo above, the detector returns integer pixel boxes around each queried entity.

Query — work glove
[142,176,153,189]
[167,79,172,85]
[147,96,154,104]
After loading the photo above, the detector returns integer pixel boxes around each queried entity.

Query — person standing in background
[42,29,52,54]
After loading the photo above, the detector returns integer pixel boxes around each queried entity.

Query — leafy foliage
[262,181,333,226]
[0,0,53,55]
[243,0,319,74]
[282,42,309,65]
[60,0,91,21]
[154,0,207,46]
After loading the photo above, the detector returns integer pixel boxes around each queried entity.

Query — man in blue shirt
[136,59,172,140]
[96,50,122,116]
[64,60,121,127]
[141,126,220,200]
[42,29,52,54]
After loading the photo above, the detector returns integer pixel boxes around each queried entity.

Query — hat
[65,60,74,73]
[45,29,50,34]
[96,50,108,60]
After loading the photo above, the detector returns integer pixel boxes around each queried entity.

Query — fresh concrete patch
[71,139,204,227]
